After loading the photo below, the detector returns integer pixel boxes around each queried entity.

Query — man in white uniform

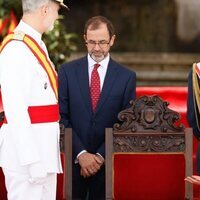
[0,0,68,199]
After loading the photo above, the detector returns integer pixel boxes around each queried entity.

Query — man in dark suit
[58,16,136,200]
[187,63,200,174]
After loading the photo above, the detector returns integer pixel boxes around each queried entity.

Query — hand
[78,152,103,178]
[185,175,200,185]
[28,162,47,184]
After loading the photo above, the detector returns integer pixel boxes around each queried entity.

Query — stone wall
[64,0,200,86]
[65,0,177,52]
[68,52,200,86]
[65,0,200,52]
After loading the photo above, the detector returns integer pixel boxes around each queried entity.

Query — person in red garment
[0,0,68,199]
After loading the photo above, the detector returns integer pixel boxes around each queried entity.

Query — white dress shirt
[88,53,109,90]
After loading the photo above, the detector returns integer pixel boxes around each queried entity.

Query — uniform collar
[14,20,42,45]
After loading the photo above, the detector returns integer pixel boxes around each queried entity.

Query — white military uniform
[0,20,62,200]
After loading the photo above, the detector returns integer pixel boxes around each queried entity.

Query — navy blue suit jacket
[187,70,200,173]
[58,56,136,159]
[187,70,200,140]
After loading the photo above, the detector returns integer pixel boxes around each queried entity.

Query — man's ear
[109,35,116,47]
[83,34,87,41]
[41,5,48,16]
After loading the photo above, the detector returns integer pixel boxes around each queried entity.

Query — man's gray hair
[22,0,51,13]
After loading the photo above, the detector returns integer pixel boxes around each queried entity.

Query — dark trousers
[72,163,105,200]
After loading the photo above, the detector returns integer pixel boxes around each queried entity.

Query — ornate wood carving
[112,95,186,153]
[113,134,185,152]
[60,124,65,152]
[114,95,184,133]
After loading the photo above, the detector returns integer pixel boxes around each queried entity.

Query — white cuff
[96,153,104,161]
[75,150,87,164]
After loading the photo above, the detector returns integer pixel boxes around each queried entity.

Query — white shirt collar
[87,53,110,70]
[14,20,42,45]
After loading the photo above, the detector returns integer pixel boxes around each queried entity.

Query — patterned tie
[90,63,100,112]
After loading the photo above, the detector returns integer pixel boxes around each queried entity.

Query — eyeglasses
[85,40,110,48]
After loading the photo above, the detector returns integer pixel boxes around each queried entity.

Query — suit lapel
[76,57,93,115]
[95,59,118,114]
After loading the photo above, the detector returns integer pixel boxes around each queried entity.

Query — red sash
[3,104,59,124]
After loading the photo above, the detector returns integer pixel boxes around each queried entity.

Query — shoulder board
[13,31,25,41]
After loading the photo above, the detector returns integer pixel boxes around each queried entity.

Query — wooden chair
[105,95,193,200]
[60,126,72,200]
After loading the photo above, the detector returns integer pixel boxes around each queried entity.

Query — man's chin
[46,25,54,32]
[91,54,104,62]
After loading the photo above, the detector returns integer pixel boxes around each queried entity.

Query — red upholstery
[114,154,185,200]
[0,87,199,199]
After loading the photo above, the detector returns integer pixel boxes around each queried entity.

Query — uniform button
[44,82,47,89]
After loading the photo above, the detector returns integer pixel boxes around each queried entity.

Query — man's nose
[94,43,101,50]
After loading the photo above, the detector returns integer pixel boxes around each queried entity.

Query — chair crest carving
[114,95,184,133]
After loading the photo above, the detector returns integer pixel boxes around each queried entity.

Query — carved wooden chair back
[60,127,72,200]
[105,95,193,200]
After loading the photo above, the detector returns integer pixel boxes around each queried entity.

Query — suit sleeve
[97,71,137,157]
[187,70,200,140]
[58,65,86,157]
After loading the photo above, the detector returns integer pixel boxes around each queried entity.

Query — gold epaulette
[0,32,25,53]
[13,31,25,41]
[192,63,200,132]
